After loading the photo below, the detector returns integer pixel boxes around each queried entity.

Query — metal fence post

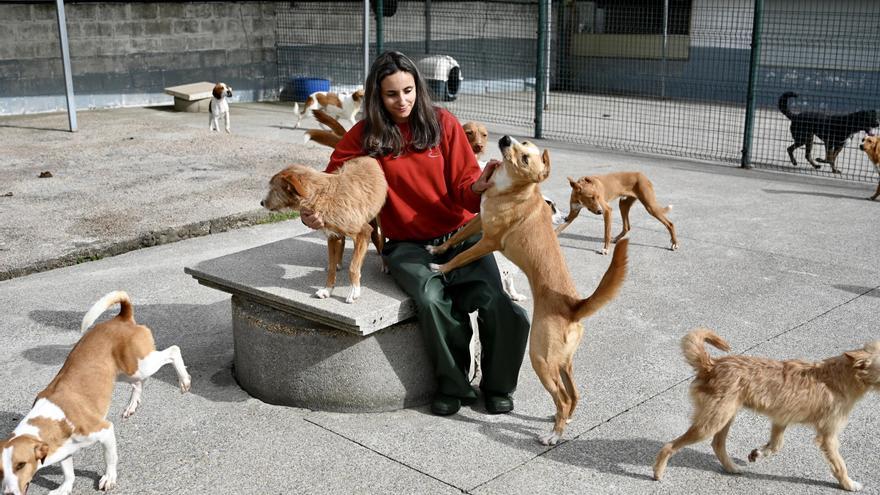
[535,0,548,139]
[376,0,384,55]
[363,0,370,83]
[56,0,77,132]
[741,0,764,169]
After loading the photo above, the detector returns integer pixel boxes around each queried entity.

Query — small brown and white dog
[0,291,191,495]
[859,135,880,200]
[654,328,880,492]
[293,88,365,130]
[261,159,387,303]
[427,136,628,445]
[556,171,678,254]
[208,82,232,133]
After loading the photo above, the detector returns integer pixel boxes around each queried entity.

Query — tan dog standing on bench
[427,136,629,445]
[556,171,678,254]
[0,291,191,495]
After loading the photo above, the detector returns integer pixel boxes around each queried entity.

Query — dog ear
[567,176,578,188]
[34,442,49,463]
[541,149,551,180]
[278,171,307,198]
[845,350,871,369]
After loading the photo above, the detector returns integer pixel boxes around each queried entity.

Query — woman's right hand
[300,208,324,229]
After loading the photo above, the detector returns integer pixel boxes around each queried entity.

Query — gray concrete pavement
[1,103,879,494]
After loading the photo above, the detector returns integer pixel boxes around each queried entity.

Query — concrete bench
[164,81,216,113]
[184,232,435,412]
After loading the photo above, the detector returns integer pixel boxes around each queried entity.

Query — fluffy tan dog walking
[261,158,387,303]
[427,136,628,445]
[556,171,677,254]
[654,328,880,492]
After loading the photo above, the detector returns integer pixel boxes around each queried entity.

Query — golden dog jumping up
[427,136,629,445]
[556,171,678,254]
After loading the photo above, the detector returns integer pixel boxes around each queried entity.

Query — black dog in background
[779,92,878,173]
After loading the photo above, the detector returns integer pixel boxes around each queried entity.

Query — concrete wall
[0,1,281,115]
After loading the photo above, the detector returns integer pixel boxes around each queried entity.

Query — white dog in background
[294,87,365,129]
[208,82,232,133]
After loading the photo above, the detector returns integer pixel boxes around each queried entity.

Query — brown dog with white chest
[0,291,191,495]
[462,121,489,159]
[654,328,880,492]
[859,135,880,200]
[261,158,387,303]
[427,136,628,445]
[556,171,678,254]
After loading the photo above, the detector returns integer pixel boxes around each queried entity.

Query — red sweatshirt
[325,108,482,241]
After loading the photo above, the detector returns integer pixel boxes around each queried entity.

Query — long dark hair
[362,51,440,157]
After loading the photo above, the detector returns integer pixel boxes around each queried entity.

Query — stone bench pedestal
[164,81,216,113]
[185,233,435,412]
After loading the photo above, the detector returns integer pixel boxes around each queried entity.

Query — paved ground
[1,103,879,494]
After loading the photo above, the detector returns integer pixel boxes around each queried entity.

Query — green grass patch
[75,253,104,264]
[256,210,300,225]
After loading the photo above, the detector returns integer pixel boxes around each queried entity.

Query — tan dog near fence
[859,135,880,200]
[556,171,678,254]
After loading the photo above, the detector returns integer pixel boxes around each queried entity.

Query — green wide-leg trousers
[383,234,531,401]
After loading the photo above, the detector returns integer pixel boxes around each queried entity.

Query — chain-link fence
[277,0,880,183]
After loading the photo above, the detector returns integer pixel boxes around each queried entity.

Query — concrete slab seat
[164,81,217,113]
[185,232,435,412]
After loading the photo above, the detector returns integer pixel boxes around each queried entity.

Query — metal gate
[276,0,880,183]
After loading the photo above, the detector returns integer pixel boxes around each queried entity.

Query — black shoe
[430,394,461,416]
[484,393,514,414]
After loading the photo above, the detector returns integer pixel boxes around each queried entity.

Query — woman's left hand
[471,159,499,194]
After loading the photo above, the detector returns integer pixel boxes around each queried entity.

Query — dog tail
[312,109,347,136]
[778,92,798,119]
[681,327,731,373]
[304,130,342,148]
[572,239,628,321]
[81,290,133,333]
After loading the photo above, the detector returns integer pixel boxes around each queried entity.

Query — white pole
[56,0,77,131]
[363,0,370,83]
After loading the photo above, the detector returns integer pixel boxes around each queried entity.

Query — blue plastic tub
[291,77,330,102]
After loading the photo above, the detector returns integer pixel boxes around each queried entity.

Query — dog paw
[424,245,438,254]
[671,243,679,251]
[345,286,362,303]
[122,401,140,419]
[539,431,561,446]
[48,484,74,495]
[314,288,332,299]
[599,248,609,255]
[99,474,117,491]
[428,263,442,273]
[180,374,192,393]
[844,480,863,492]
[723,465,742,475]
[748,449,761,462]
